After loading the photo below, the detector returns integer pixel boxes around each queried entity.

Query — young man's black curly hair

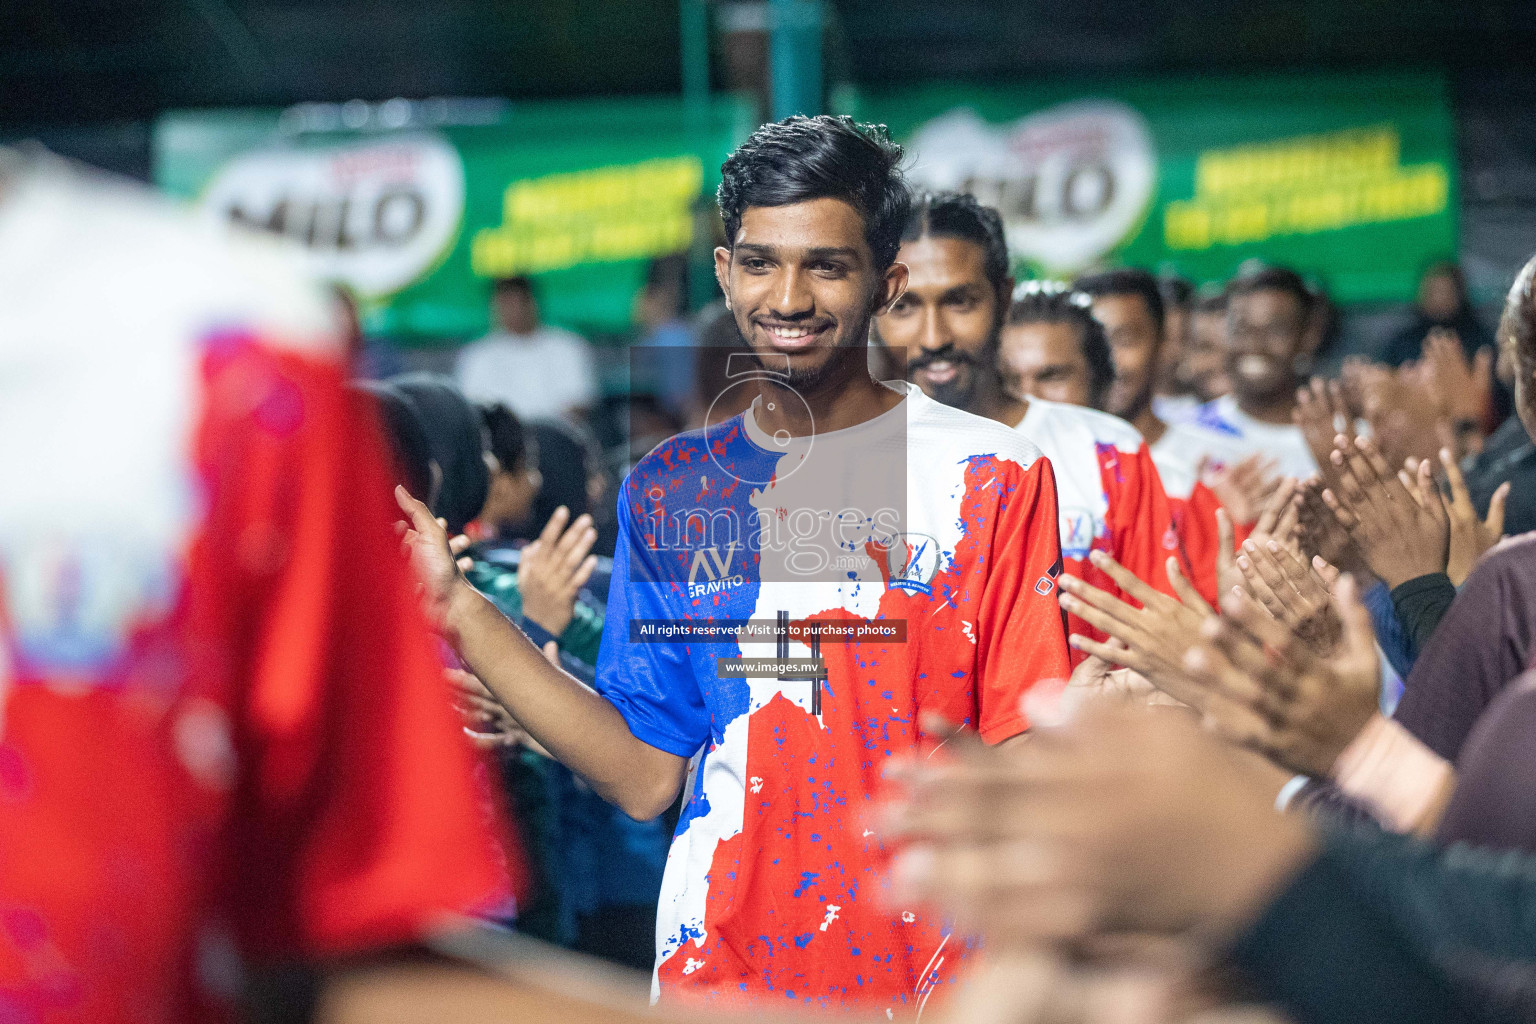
[716,115,912,271]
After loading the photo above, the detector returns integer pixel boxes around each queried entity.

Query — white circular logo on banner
[200,134,465,297]
[906,101,1156,275]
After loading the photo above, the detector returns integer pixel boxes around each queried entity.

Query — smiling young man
[1154,265,1320,489]
[876,201,1180,661]
[398,119,1071,1012]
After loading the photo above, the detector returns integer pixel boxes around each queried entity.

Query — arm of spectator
[518,506,600,637]
[1181,577,1381,780]
[883,708,1521,1024]
[557,601,606,668]
[1393,540,1536,763]
[1322,435,1449,590]
[1219,481,1296,599]
[882,704,1316,955]
[1389,573,1459,658]
[1360,578,1418,680]
[1329,714,1457,835]
[397,487,687,821]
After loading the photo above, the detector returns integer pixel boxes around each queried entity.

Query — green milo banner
[842,72,1457,302]
[153,96,757,343]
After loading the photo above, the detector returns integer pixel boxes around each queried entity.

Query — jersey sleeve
[196,340,511,963]
[1105,442,1184,599]
[592,479,711,758]
[973,456,1073,742]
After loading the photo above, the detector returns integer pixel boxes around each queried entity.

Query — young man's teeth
[771,326,814,339]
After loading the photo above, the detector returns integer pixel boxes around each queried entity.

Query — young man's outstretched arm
[397,488,688,820]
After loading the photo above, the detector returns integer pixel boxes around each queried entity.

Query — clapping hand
[1182,577,1381,779]
[1056,551,1216,711]
[1420,328,1492,434]
[1293,378,1350,489]
[519,506,599,636]
[1236,537,1342,655]
[1295,476,1368,577]
[448,664,553,756]
[1322,435,1448,589]
[395,486,466,629]
[1201,452,1280,528]
[1433,447,1509,585]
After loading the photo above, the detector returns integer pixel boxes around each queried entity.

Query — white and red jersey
[0,154,509,1023]
[1012,398,1182,659]
[595,384,1071,1010]
[1151,395,1319,603]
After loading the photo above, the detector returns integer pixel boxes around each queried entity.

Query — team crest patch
[1059,506,1102,560]
[885,532,942,596]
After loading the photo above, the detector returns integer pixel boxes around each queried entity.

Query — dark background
[6,0,1535,306]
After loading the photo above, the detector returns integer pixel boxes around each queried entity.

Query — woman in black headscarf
[388,373,490,536]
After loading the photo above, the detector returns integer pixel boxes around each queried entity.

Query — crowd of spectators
[8,111,1536,1023]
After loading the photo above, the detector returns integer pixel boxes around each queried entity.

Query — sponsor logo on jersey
[1034,557,1064,595]
[687,543,744,598]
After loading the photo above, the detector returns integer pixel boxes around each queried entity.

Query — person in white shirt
[455,276,597,423]
[1151,265,1320,495]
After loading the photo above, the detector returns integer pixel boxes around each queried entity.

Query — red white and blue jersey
[0,155,508,1023]
[1012,398,1181,658]
[594,383,1071,1010]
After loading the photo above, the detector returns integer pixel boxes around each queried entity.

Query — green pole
[681,0,710,120]
[769,0,823,120]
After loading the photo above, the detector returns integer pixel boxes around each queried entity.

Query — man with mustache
[876,193,1180,664]
[399,120,1072,1010]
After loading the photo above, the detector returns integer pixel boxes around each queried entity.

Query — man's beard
[907,345,983,410]
[1107,377,1155,421]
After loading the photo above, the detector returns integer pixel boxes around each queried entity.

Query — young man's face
[874,235,1006,410]
[714,198,907,394]
[1182,309,1231,402]
[1089,292,1161,422]
[1161,302,1189,388]
[1226,288,1306,407]
[493,287,539,335]
[998,321,1095,407]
